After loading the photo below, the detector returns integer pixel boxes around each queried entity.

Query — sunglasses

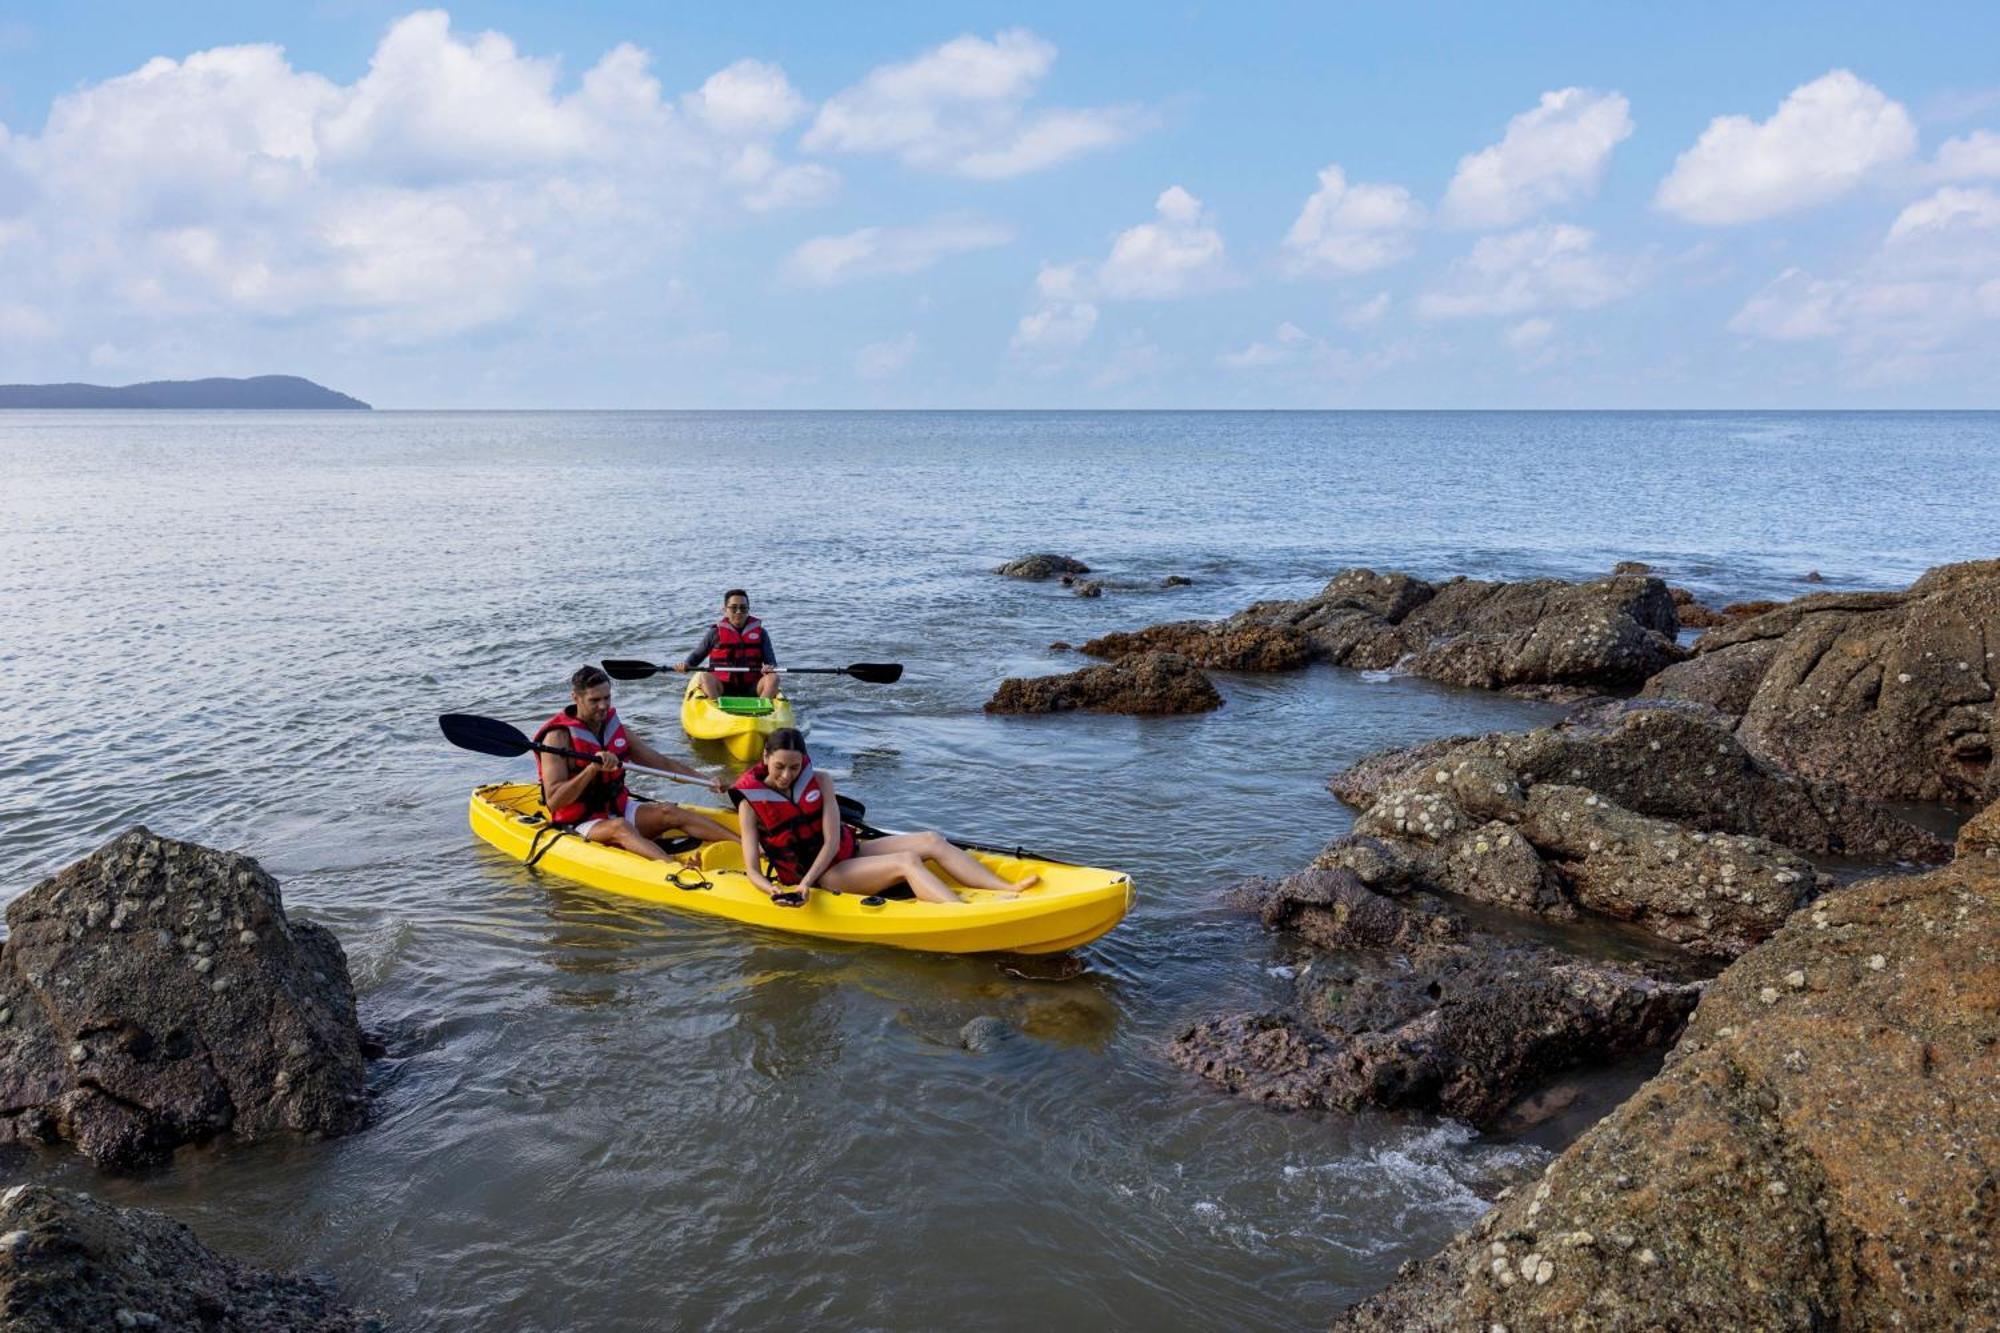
[725,602,749,611]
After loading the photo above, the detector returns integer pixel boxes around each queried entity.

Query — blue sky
[2,2,1998,407]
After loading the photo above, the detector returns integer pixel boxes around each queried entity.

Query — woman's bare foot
[1010,873,1040,892]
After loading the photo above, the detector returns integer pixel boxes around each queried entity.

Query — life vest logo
[802,788,821,805]
[613,738,627,749]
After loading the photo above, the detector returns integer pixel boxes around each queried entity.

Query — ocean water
[0,410,1994,1329]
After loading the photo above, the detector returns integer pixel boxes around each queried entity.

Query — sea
[1,410,1994,1329]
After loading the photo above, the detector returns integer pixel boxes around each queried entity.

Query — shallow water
[1,410,1994,1329]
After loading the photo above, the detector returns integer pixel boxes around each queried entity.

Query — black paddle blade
[438,713,533,759]
[845,662,903,684]
[601,659,663,681]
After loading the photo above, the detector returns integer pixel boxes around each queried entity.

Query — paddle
[601,658,904,685]
[437,712,868,822]
[439,713,723,791]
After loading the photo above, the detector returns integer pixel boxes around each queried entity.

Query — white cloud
[1886,185,2000,246]
[1220,321,1311,368]
[1281,165,1424,275]
[0,10,837,358]
[1340,292,1392,328]
[1729,186,2000,382]
[854,333,917,379]
[1503,317,1556,352]
[1441,88,1633,229]
[1218,320,1416,385]
[1933,130,2000,182]
[1010,262,1100,358]
[803,29,1148,179]
[1728,268,1848,341]
[1655,70,1917,224]
[684,59,808,138]
[1098,186,1228,299]
[782,217,1013,287]
[1418,223,1639,318]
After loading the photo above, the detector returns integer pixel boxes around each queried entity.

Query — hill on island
[0,375,371,409]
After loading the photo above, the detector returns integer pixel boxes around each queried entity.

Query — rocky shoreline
[1076,553,1994,1328]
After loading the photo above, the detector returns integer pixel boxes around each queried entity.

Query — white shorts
[574,793,643,838]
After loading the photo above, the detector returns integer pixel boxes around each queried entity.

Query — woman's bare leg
[757,672,780,699]
[637,802,735,844]
[584,819,673,862]
[695,670,722,700]
[854,832,1037,893]
[820,852,963,904]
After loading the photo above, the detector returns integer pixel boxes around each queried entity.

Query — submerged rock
[1678,559,1999,805]
[1334,855,2000,1332]
[1070,579,1103,598]
[1079,621,1314,671]
[0,1184,381,1331]
[1172,869,1700,1126]
[958,1015,1015,1052]
[994,553,1089,580]
[1161,574,1194,587]
[984,651,1222,715]
[0,829,368,1168]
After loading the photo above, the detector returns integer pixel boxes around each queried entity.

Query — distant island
[0,375,371,410]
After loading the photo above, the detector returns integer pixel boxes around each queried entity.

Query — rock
[1226,567,1438,669]
[958,1016,1014,1052]
[994,553,1089,580]
[1960,799,2000,859]
[1070,579,1103,598]
[1397,575,1684,697]
[1333,856,2000,1332]
[1695,559,1999,805]
[0,1185,380,1331]
[1171,873,1699,1127]
[1802,569,1826,582]
[983,651,1223,715]
[1333,700,1946,865]
[1613,561,1652,575]
[1048,640,1071,652]
[1161,575,1193,587]
[1079,621,1314,672]
[0,829,368,1168]
[1319,769,1806,958]
[1639,639,1781,715]
[1516,784,1814,957]
[1670,587,1729,629]
[1197,567,1685,696]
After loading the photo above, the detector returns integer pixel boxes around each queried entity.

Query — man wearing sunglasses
[677,589,781,701]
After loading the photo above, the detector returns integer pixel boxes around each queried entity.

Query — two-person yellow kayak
[679,677,796,762]
[467,782,1134,955]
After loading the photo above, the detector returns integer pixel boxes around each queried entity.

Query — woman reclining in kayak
[731,730,1039,906]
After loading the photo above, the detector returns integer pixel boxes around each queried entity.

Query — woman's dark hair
[570,664,611,693]
[722,588,749,605]
[765,727,807,756]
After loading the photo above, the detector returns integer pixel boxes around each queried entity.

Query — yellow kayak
[468,783,1135,955]
[679,678,797,763]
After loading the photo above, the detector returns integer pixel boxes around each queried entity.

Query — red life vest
[711,616,766,691]
[730,758,856,884]
[534,706,632,825]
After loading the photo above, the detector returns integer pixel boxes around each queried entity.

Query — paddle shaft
[528,738,715,790]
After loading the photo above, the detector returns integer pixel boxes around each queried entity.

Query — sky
[1,2,1998,408]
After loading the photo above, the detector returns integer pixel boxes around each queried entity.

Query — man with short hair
[536,665,733,862]
[677,588,780,701]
